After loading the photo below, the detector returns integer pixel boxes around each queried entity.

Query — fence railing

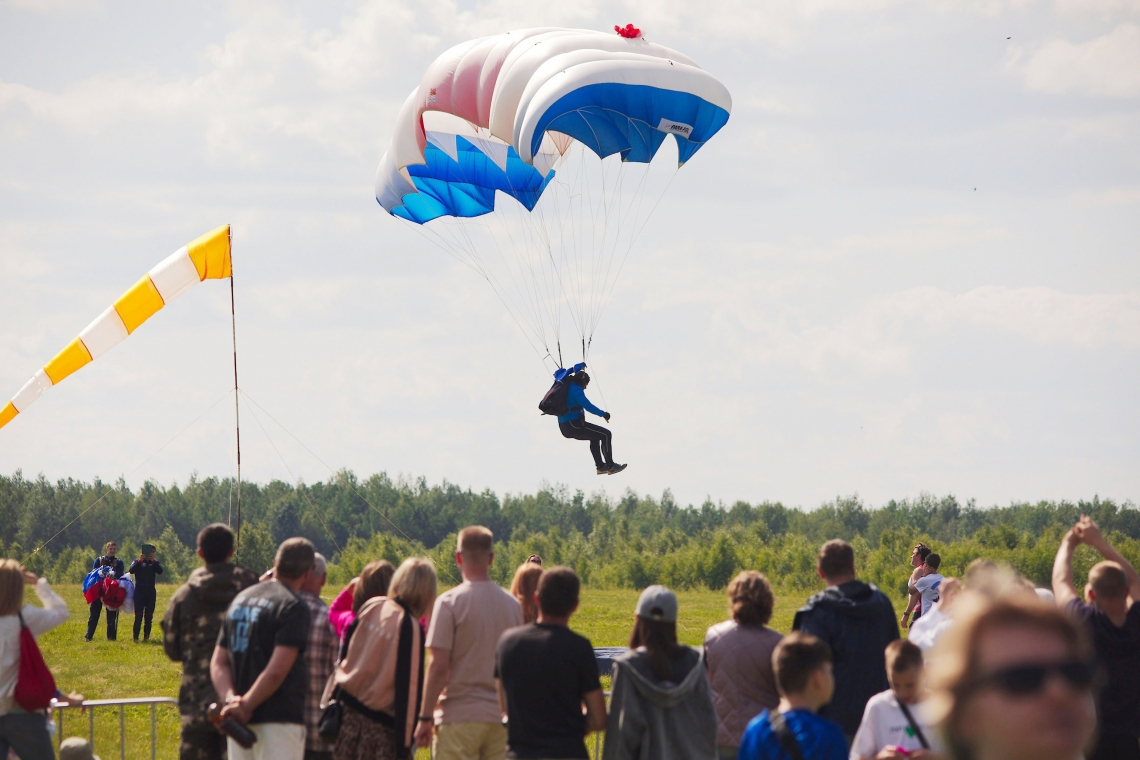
[51,697,178,760]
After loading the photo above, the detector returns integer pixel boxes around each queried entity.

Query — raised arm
[1078,516,1140,604]
[1052,529,1081,606]
[24,575,70,635]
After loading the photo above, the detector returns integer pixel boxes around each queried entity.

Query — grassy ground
[38,584,182,759]
[34,582,885,759]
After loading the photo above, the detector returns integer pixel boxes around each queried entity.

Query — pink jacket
[329,584,356,641]
[704,620,783,748]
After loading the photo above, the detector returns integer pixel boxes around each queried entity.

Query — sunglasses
[968,660,1099,697]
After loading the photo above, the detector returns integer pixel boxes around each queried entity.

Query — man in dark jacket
[129,548,164,642]
[86,540,125,641]
[162,523,258,760]
[792,539,899,741]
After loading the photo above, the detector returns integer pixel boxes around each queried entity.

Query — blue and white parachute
[375,27,731,364]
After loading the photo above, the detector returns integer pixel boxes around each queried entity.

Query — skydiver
[558,370,627,475]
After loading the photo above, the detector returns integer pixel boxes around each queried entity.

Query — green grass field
[34,582,891,758]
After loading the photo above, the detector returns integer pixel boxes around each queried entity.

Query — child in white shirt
[850,640,945,759]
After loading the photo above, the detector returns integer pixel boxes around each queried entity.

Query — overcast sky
[1,0,1137,511]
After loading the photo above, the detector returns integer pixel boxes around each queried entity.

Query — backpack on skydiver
[538,377,571,416]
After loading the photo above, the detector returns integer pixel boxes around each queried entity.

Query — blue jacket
[558,384,607,424]
[738,709,847,760]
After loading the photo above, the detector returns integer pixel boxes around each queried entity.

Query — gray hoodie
[602,647,717,760]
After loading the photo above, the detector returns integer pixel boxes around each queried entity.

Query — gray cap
[60,738,100,760]
[635,585,678,623]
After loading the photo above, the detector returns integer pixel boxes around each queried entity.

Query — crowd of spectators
[1,512,1137,760]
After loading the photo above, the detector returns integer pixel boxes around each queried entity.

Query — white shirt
[914,573,944,615]
[850,689,943,759]
[0,578,70,715]
[907,604,952,653]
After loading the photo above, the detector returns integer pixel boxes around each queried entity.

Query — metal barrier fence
[51,697,178,760]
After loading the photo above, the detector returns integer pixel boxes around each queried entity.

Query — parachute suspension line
[490,202,548,347]
[238,389,461,585]
[588,156,629,337]
[510,148,583,351]
[228,252,243,554]
[587,157,650,339]
[240,392,342,554]
[589,163,680,344]
[481,212,552,354]
[413,221,548,361]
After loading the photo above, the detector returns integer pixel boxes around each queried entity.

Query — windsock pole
[228,228,243,553]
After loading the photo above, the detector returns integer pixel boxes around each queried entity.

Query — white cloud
[1,0,103,12]
[0,222,53,278]
[1054,0,1140,17]
[650,266,1140,376]
[1022,23,1140,97]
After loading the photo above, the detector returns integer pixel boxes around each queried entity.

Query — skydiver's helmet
[573,371,590,387]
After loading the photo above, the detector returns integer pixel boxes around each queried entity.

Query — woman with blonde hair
[927,594,1099,760]
[0,559,70,758]
[329,559,396,641]
[704,571,783,759]
[510,560,543,624]
[331,557,438,760]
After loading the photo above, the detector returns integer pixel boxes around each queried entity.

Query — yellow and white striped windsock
[0,225,232,431]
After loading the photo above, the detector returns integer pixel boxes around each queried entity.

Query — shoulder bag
[769,711,807,760]
[14,612,57,711]
[898,701,931,750]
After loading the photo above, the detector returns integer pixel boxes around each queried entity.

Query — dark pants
[180,722,226,760]
[86,599,119,640]
[134,591,156,640]
[560,418,614,467]
[0,710,55,760]
[1090,734,1140,760]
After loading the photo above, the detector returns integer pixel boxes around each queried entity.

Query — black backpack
[538,377,571,416]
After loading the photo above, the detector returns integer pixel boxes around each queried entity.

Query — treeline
[2,470,1137,598]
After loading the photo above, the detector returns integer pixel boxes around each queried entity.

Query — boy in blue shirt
[738,633,848,760]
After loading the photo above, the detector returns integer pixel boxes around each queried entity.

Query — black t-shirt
[217,580,311,725]
[495,623,602,759]
[1069,599,1140,737]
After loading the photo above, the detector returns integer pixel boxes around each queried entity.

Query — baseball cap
[635,585,678,622]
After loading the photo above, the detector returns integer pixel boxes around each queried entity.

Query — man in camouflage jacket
[162,524,258,760]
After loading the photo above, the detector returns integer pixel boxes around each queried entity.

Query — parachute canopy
[374,28,731,367]
[376,28,731,224]
[0,225,232,431]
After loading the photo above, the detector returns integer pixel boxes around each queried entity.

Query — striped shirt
[301,591,337,753]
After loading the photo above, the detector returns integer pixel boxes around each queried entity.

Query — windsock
[0,225,231,431]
